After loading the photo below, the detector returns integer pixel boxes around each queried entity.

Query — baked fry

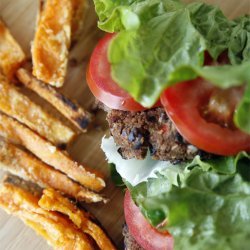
[16,68,92,132]
[39,189,116,250]
[71,0,88,41]
[0,74,75,145]
[0,140,106,203]
[0,179,94,250]
[32,0,73,87]
[0,113,105,192]
[0,20,26,80]
[24,219,93,250]
[4,174,43,198]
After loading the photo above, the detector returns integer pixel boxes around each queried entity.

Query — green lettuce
[102,136,250,249]
[188,2,232,59]
[108,7,250,107]
[234,83,250,134]
[109,163,125,187]
[94,0,183,32]
[128,153,250,250]
[94,0,250,134]
[109,10,206,105]
[94,0,140,32]
[229,15,250,65]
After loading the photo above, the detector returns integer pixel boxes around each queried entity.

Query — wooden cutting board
[0,1,249,250]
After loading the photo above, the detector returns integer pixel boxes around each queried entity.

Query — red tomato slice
[160,78,250,156]
[124,190,173,250]
[87,33,146,111]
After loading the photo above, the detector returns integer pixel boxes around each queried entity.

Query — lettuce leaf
[109,9,206,105]
[108,9,250,108]
[94,0,250,133]
[188,2,232,59]
[94,0,183,32]
[129,152,250,250]
[234,83,250,134]
[94,0,140,32]
[102,137,250,249]
[109,163,125,187]
[229,15,250,65]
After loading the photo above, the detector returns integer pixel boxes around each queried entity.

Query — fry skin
[39,189,116,250]
[32,0,73,87]
[0,113,105,192]
[16,68,92,132]
[0,140,106,203]
[0,180,94,250]
[0,74,75,145]
[0,20,26,80]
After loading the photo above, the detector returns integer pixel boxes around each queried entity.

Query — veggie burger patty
[105,106,211,162]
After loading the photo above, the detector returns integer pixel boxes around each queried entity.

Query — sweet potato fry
[39,189,116,250]
[32,0,73,87]
[0,20,26,80]
[71,0,88,41]
[16,68,92,132]
[0,140,106,203]
[0,74,75,145]
[0,113,105,192]
[24,219,93,250]
[4,174,43,198]
[0,178,94,250]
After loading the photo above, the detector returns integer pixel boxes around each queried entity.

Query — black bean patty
[106,107,211,161]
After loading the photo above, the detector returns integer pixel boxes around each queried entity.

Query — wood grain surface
[0,1,249,250]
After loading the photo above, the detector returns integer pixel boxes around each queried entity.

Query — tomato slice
[87,33,147,111]
[124,190,173,250]
[160,78,250,156]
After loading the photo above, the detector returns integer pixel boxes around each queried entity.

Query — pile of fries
[0,0,115,249]
[1,175,115,249]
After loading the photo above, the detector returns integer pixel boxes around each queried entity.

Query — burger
[87,0,250,249]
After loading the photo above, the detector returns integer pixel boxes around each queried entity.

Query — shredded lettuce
[94,0,250,134]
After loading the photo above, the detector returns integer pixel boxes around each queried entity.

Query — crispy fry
[39,189,116,250]
[0,140,106,203]
[0,74,75,145]
[0,179,94,250]
[0,113,105,192]
[16,68,92,132]
[4,174,43,198]
[0,20,26,80]
[24,219,93,250]
[37,0,87,43]
[71,0,88,41]
[32,0,73,87]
